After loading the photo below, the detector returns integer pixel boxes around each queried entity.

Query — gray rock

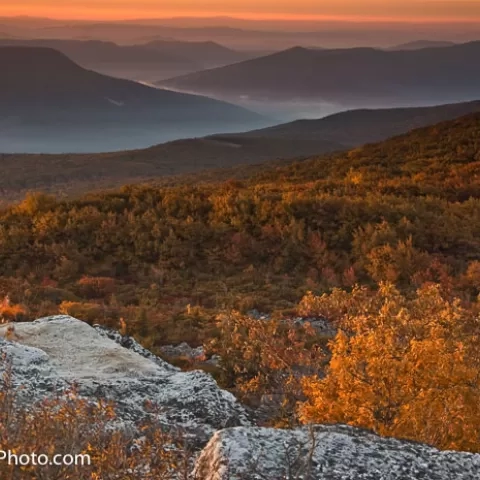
[194,424,480,479]
[0,315,251,445]
[159,342,206,361]
[248,310,271,321]
[290,316,336,336]
[203,354,222,367]
[94,323,180,372]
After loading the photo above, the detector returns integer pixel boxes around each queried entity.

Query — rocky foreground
[195,425,480,479]
[0,315,250,444]
[1,316,480,479]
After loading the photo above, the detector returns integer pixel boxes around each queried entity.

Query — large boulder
[194,425,480,479]
[0,315,250,444]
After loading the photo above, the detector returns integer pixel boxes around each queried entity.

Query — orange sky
[1,1,480,22]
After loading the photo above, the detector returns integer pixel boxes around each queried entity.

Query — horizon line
[1,12,480,25]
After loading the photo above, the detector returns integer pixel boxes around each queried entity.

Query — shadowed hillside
[242,100,480,145]
[1,100,480,202]
[160,42,480,106]
[0,46,266,153]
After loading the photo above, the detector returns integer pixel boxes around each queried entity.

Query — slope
[0,38,254,81]
[0,46,265,153]
[0,112,479,338]
[159,42,480,106]
[241,100,480,146]
[1,99,480,201]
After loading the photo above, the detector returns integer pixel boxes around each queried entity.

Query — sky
[1,1,480,22]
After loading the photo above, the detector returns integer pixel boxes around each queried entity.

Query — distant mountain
[1,15,480,51]
[0,38,211,81]
[388,40,457,51]
[2,99,480,201]
[160,42,480,107]
[0,46,266,153]
[241,100,480,146]
[142,39,250,69]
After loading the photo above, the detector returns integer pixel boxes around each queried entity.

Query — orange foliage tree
[299,283,480,452]
[0,297,26,323]
[208,312,319,424]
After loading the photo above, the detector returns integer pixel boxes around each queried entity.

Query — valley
[1,99,480,202]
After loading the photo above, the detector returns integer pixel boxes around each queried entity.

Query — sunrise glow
[1,1,480,22]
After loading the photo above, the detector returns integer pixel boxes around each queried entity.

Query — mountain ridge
[0,37,251,81]
[388,39,457,50]
[159,41,480,105]
[0,46,265,153]
[142,38,250,66]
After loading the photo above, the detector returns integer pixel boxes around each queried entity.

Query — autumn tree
[208,312,319,424]
[299,283,480,452]
[0,296,26,323]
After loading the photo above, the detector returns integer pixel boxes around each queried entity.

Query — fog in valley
[1,16,480,153]
[0,120,275,154]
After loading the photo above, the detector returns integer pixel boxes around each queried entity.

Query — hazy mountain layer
[0,46,266,153]
[0,38,251,81]
[387,40,457,50]
[160,42,480,106]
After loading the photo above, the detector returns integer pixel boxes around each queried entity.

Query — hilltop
[142,39,250,71]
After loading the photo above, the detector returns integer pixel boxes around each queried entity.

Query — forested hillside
[1,113,480,452]
[2,99,480,203]
[1,112,479,331]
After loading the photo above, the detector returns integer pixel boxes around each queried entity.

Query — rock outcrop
[2,316,480,479]
[159,342,206,362]
[194,425,480,480]
[0,315,250,444]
